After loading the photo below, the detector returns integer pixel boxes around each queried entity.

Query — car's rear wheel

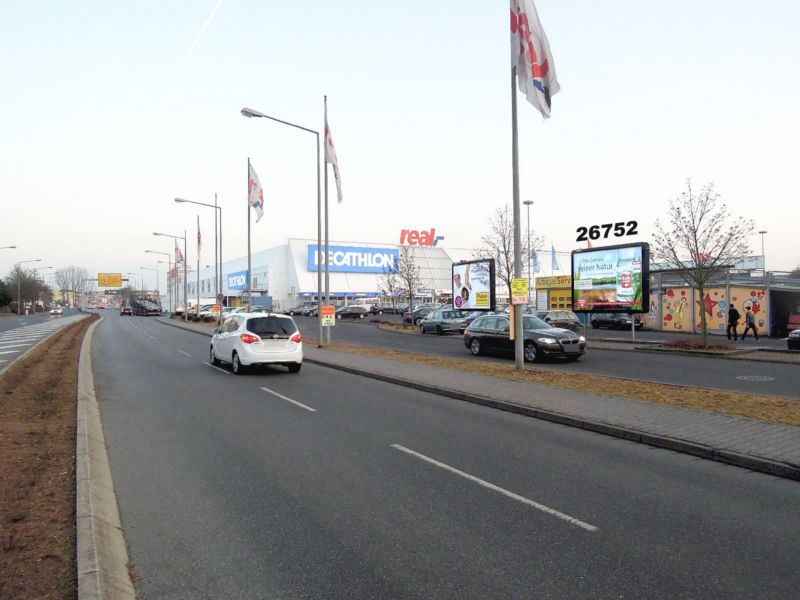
[232,352,245,375]
[591,321,600,329]
[420,325,425,334]
[358,313,365,319]
[436,325,444,336]
[210,345,220,366]
[288,363,302,374]
[524,342,539,363]
[469,338,481,356]
[336,314,342,319]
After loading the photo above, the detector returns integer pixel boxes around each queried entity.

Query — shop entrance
[770,288,800,337]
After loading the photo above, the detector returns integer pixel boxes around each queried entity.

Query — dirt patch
[325,342,800,427]
[378,323,420,335]
[0,315,97,600]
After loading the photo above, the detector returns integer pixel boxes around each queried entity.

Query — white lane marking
[259,386,317,412]
[203,361,232,375]
[390,444,598,532]
[178,350,192,357]
[0,359,7,363]
[0,350,22,355]
[0,343,34,349]
[149,335,157,340]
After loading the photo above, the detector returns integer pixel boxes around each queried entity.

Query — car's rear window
[246,317,297,337]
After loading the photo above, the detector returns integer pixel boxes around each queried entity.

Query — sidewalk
[157,317,800,481]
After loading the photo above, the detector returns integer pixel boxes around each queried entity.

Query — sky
[1,0,798,291]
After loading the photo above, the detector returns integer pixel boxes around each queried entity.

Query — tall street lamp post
[16,259,41,316]
[523,200,533,305]
[146,250,173,312]
[175,196,222,323]
[154,231,188,321]
[241,106,323,346]
[140,266,159,303]
[33,266,53,309]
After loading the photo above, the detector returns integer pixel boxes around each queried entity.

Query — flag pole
[323,94,331,345]
[183,230,188,322]
[316,131,323,347]
[196,214,200,318]
[511,65,524,371]
[247,157,252,312]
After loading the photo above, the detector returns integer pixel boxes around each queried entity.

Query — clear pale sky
[1,1,798,290]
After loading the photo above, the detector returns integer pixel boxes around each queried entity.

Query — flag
[325,117,343,204]
[248,163,264,222]
[532,250,541,273]
[551,244,560,271]
[510,0,560,119]
[175,240,184,264]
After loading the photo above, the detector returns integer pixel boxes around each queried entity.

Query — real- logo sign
[400,228,444,247]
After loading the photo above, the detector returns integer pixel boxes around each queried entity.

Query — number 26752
[576,221,638,242]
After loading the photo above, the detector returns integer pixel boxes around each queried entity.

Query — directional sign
[511,278,528,305]
[321,305,336,326]
[97,273,122,287]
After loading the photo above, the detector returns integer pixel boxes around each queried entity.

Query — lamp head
[241,107,266,118]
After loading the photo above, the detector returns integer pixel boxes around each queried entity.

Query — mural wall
[657,286,768,335]
[661,288,693,331]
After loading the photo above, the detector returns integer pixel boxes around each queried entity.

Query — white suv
[210,313,303,374]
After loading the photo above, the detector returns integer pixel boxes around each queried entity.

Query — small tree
[653,180,754,346]
[395,246,422,325]
[5,266,48,313]
[0,278,11,308]
[476,204,542,303]
[378,267,400,313]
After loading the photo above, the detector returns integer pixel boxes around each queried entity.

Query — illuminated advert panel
[571,242,649,313]
[452,259,495,311]
[308,244,399,273]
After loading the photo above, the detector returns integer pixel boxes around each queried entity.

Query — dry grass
[0,315,97,600]
[325,342,800,427]
[377,323,420,335]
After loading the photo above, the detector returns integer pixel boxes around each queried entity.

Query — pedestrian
[741,305,759,341]
[726,304,740,341]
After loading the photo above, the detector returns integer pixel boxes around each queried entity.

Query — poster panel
[571,242,649,313]
[452,259,495,311]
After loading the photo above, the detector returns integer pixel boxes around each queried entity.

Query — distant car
[420,308,468,335]
[464,314,586,362]
[590,313,643,330]
[221,307,245,320]
[304,306,319,317]
[403,306,433,325]
[120,306,133,316]
[788,329,800,351]
[210,313,302,375]
[50,306,63,315]
[285,303,316,316]
[336,305,369,320]
[536,310,581,331]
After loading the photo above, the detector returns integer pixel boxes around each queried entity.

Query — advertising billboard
[452,259,495,311]
[571,242,649,313]
[227,270,248,291]
[308,244,399,273]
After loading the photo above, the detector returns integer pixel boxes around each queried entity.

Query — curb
[0,315,88,379]
[155,319,800,482]
[76,317,137,599]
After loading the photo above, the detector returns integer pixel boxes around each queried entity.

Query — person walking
[741,305,759,341]
[726,304,740,341]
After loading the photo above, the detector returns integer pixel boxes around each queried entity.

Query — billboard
[97,273,122,287]
[227,270,248,291]
[308,244,399,273]
[571,242,649,313]
[452,259,495,311]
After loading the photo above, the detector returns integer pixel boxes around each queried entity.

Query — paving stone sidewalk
[158,317,800,479]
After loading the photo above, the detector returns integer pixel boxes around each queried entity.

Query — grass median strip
[323,342,800,427]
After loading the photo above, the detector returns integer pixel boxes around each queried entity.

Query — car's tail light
[290,332,302,343]
[239,333,259,344]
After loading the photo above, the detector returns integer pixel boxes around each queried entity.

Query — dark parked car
[371,302,403,315]
[464,314,586,362]
[336,305,369,320]
[120,306,133,316]
[788,329,800,351]
[420,309,467,335]
[403,306,433,325]
[285,303,316,316]
[590,312,643,330]
[536,310,581,331]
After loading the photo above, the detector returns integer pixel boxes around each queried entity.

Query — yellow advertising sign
[321,305,336,326]
[535,275,572,288]
[511,278,529,305]
[475,291,490,307]
[97,273,122,288]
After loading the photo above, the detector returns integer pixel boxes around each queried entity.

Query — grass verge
[0,315,98,600]
[324,341,800,427]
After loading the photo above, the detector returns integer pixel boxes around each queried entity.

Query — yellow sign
[321,305,336,327]
[535,275,572,288]
[97,273,122,288]
[511,278,529,305]
[475,291,490,307]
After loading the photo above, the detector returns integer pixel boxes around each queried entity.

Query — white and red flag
[248,162,264,222]
[175,240,184,264]
[325,118,343,204]
[510,0,560,119]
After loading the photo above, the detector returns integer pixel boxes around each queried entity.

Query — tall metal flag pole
[316,130,323,347]
[247,157,252,311]
[183,230,188,322]
[511,65,524,370]
[196,214,200,318]
[323,95,330,345]
[213,193,218,305]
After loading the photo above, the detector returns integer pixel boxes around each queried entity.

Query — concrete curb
[155,318,800,482]
[0,315,88,379]
[76,317,136,600]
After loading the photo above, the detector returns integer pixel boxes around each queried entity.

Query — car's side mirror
[212,328,220,335]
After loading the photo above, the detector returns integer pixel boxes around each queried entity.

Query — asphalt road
[0,308,77,333]
[92,311,800,599]
[299,318,800,399]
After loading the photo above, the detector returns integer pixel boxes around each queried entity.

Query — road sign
[216,293,224,302]
[321,305,336,326]
[97,273,122,287]
[212,305,221,317]
[511,278,528,305]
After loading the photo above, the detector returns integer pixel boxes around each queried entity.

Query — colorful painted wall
[657,286,768,334]
[661,288,694,332]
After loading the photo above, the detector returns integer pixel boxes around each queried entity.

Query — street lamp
[175,196,222,322]
[154,231,188,321]
[1,245,16,250]
[523,200,533,305]
[16,259,41,316]
[241,106,324,346]
[140,266,160,303]
[126,272,142,292]
[147,250,174,313]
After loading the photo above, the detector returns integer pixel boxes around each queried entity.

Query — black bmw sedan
[463,314,586,362]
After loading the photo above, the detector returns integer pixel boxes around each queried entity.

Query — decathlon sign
[308,244,399,273]
[227,270,248,291]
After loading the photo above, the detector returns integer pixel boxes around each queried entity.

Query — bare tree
[395,246,422,324]
[55,265,89,306]
[476,204,543,303]
[377,267,400,313]
[5,265,50,313]
[653,180,754,346]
